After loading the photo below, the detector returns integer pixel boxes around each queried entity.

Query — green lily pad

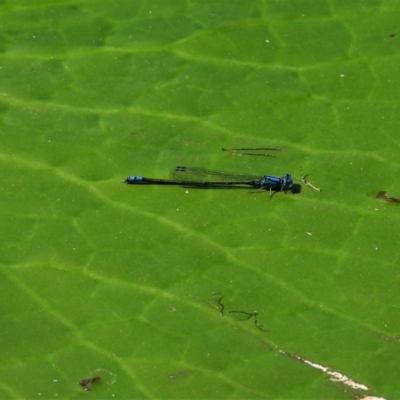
[0,1,399,399]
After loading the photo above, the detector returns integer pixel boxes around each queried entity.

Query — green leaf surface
[1,1,399,399]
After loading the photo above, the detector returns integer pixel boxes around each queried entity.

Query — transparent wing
[171,166,260,182]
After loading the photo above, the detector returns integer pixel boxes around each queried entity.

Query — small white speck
[340,74,345,78]
[306,232,312,236]
[265,39,270,43]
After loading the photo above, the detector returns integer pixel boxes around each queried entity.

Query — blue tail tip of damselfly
[124,176,144,184]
